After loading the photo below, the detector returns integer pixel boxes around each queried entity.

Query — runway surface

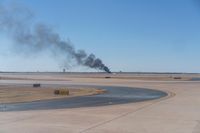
[1,73,200,133]
[0,84,167,112]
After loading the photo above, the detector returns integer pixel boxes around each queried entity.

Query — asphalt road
[0,84,167,112]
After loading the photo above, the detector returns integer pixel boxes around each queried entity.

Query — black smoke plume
[0,4,111,73]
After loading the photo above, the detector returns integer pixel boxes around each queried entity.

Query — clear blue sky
[0,0,200,72]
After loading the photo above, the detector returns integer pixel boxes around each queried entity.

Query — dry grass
[0,85,105,104]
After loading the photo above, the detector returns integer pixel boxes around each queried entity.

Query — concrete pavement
[0,77,200,133]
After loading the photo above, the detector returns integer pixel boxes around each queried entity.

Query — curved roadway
[0,84,167,112]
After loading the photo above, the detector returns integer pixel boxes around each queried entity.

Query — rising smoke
[0,3,111,73]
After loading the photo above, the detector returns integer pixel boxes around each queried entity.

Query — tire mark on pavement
[80,90,175,133]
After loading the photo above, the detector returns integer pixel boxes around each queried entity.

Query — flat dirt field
[0,72,200,133]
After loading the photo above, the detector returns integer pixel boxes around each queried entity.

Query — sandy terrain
[0,72,200,133]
